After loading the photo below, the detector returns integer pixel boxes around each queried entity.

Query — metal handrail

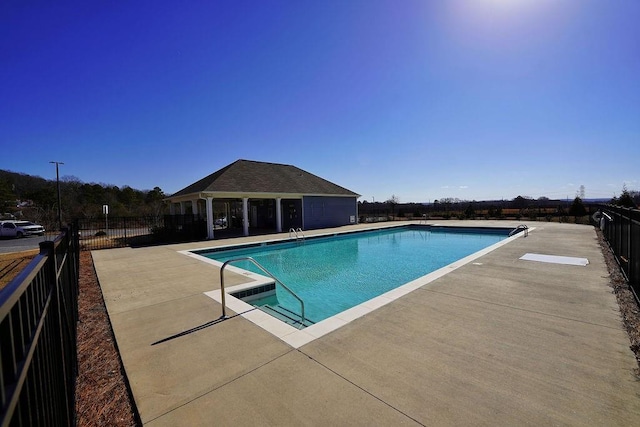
[288,227,305,241]
[219,256,306,328]
[509,224,529,237]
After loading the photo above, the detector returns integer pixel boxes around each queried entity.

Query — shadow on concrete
[150,308,257,346]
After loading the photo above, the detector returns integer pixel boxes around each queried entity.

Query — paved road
[0,234,58,254]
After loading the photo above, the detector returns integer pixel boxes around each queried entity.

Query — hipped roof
[170,159,359,198]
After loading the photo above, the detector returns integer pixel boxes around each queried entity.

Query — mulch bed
[73,229,640,424]
[596,229,640,374]
[75,251,138,426]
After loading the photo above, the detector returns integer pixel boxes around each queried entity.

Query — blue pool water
[201,226,509,325]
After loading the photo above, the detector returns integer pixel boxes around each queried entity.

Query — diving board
[519,253,589,266]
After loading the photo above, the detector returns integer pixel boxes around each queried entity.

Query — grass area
[0,249,38,291]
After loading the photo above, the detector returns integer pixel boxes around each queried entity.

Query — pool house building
[166,159,360,239]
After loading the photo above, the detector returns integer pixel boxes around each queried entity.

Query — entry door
[282,199,302,230]
[251,205,258,228]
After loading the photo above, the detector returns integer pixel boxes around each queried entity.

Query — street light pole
[50,161,64,230]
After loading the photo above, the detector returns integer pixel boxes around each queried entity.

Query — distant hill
[357,194,616,221]
[583,198,612,203]
[0,169,167,227]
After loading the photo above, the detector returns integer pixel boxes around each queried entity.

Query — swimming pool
[191,225,518,334]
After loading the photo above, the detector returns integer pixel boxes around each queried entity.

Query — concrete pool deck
[92,221,640,425]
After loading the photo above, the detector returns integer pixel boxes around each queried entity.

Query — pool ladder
[219,256,306,328]
[509,224,529,237]
[289,227,305,241]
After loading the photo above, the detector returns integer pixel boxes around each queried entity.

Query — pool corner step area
[229,276,316,328]
[258,304,316,328]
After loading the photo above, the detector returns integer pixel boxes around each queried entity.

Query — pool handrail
[219,256,306,328]
[288,227,305,241]
[509,224,529,237]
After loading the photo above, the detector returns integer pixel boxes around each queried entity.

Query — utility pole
[50,161,64,230]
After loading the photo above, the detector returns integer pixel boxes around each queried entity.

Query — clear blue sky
[2,0,638,202]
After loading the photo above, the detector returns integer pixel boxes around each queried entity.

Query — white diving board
[519,253,589,266]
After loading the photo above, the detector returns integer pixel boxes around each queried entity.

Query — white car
[0,220,46,238]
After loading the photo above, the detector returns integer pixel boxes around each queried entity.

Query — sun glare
[470,0,539,16]
[443,0,563,49]
[483,0,530,10]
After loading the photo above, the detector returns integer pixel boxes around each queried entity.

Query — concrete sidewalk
[92,221,640,425]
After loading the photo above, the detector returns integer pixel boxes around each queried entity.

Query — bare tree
[386,194,399,218]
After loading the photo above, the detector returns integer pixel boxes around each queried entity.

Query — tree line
[359,187,638,221]
[2,168,637,230]
[0,169,167,229]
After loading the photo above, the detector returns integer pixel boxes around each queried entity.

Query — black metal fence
[0,226,80,426]
[160,214,207,242]
[75,214,208,250]
[598,205,640,303]
[75,216,160,251]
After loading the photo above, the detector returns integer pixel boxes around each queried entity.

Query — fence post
[39,240,63,424]
[45,239,74,426]
[632,210,637,288]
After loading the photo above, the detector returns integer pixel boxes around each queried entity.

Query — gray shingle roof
[171,160,359,197]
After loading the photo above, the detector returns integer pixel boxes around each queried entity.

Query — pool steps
[259,304,315,328]
[220,256,307,327]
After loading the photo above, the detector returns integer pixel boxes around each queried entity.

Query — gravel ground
[73,229,640,424]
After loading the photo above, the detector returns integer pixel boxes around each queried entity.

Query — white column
[169,203,175,215]
[192,199,199,215]
[206,197,214,239]
[179,202,185,215]
[276,197,282,233]
[242,197,249,236]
